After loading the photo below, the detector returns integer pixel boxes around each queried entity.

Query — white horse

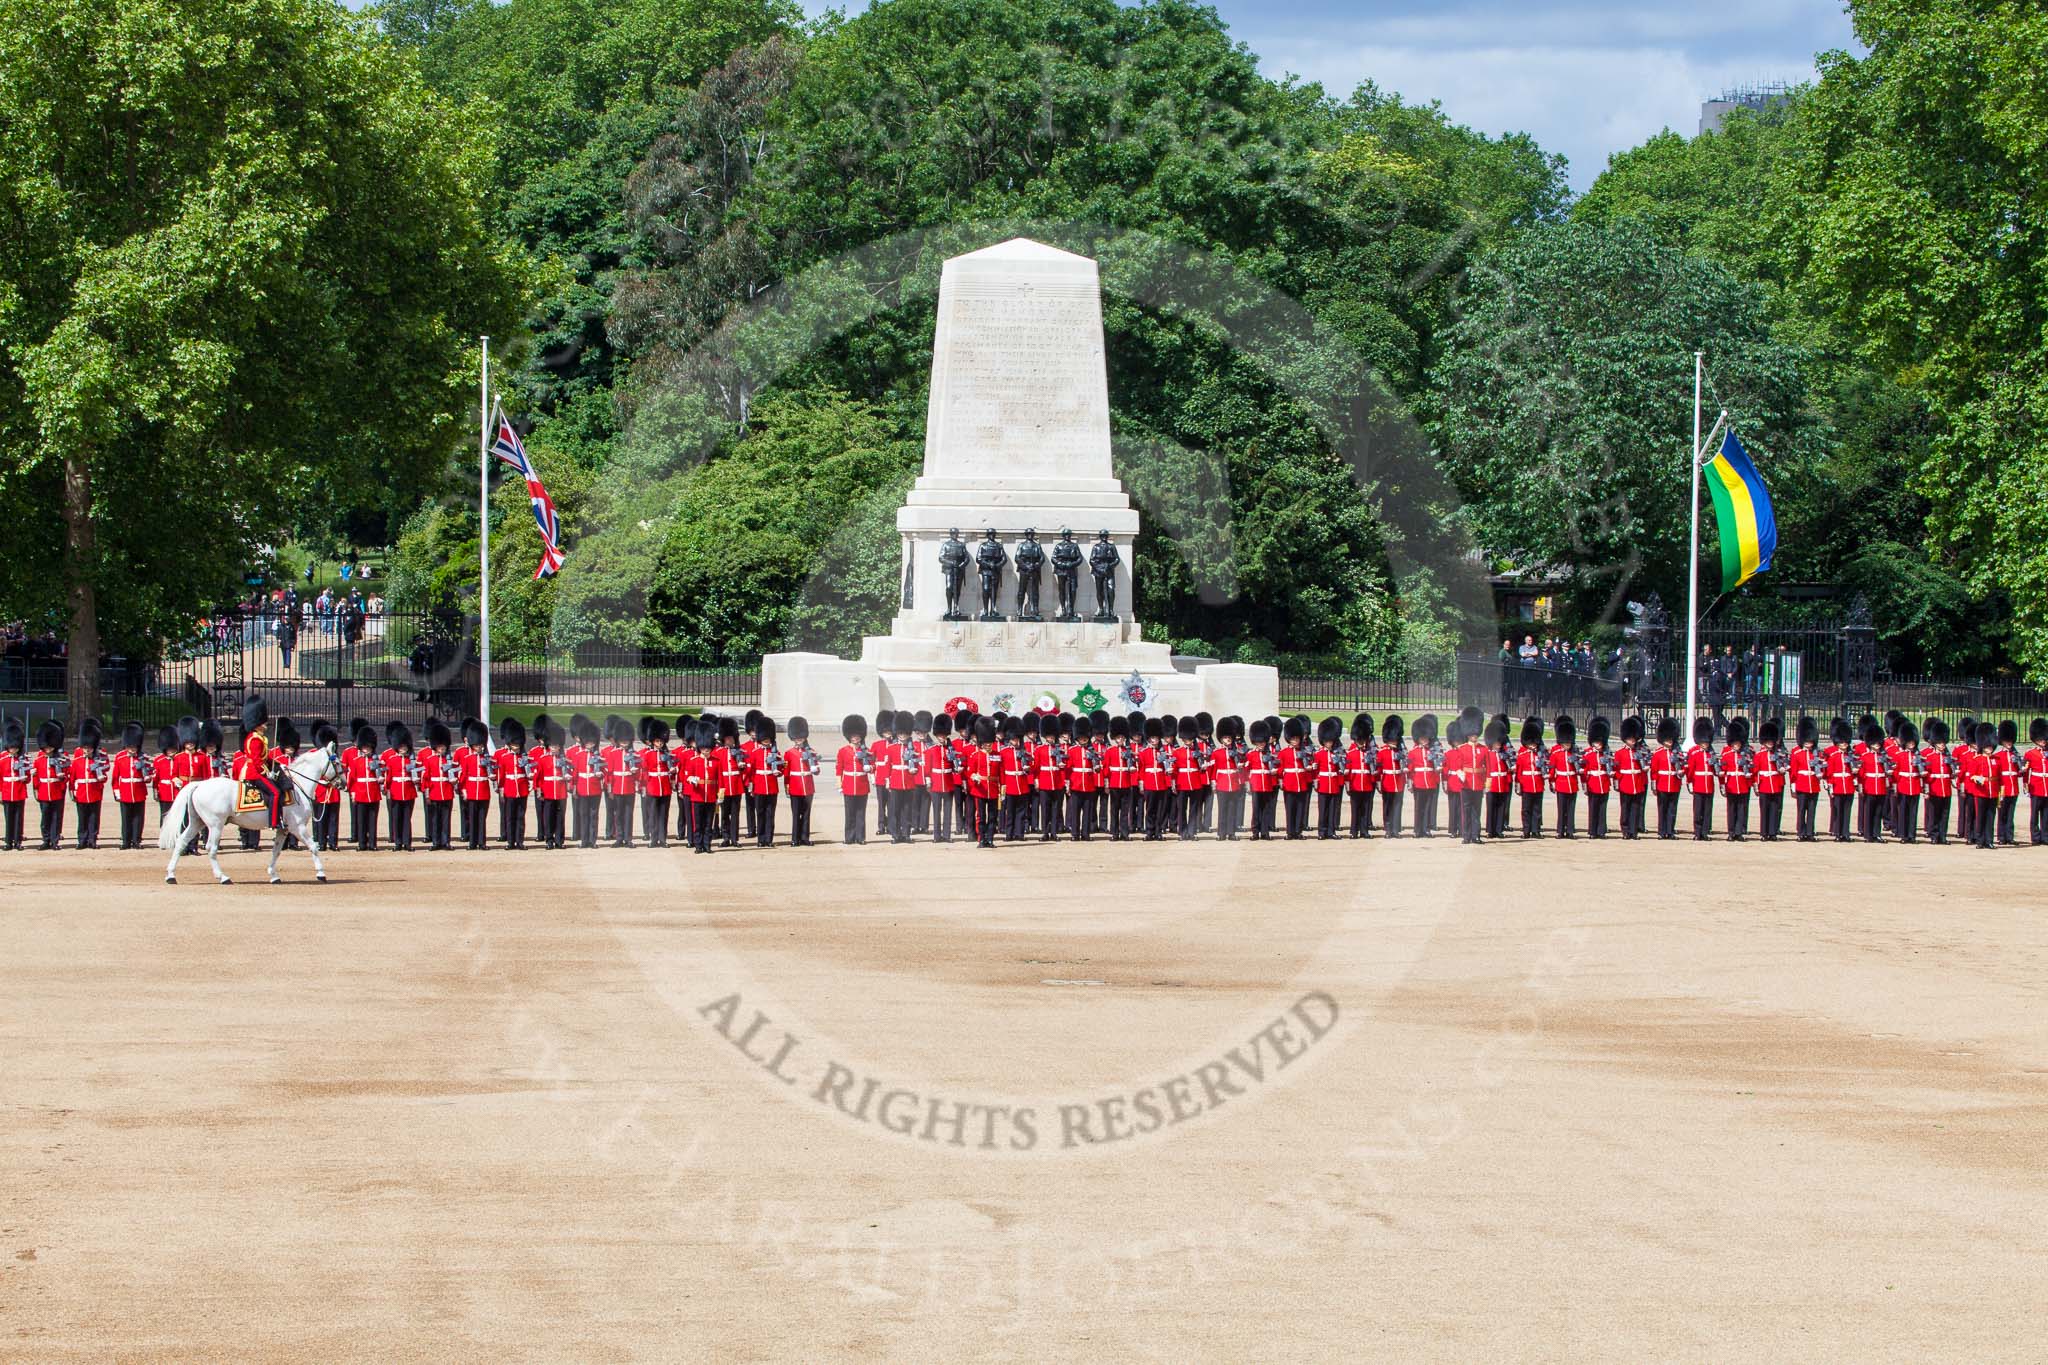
[158,741,343,885]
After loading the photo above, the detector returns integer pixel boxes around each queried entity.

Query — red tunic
[1064,743,1099,794]
[637,748,673,798]
[1405,745,1439,792]
[1514,746,1545,795]
[835,743,872,796]
[1684,746,1714,795]
[568,744,602,799]
[2024,745,2048,798]
[1276,745,1311,794]
[1649,747,1683,795]
[1891,749,1922,798]
[1000,744,1030,797]
[420,751,458,802]
[745,745,780,797]
[924,741,960,794]
[1581,747,1611,797]
[782,745,818,798]
[533,751,569,801]
[1245,747,1278,795]
[1136,745,1171,793]
[1547,745,1579,795]
[1612,745,1645,796]
[1033,741,1067,792]
[459,747,493,802]
[0,751,28,803]
[1786,747,1819,795]
[1209,745,1242,794]
[383,749,419,801]
[1717,746,1751,797]
[1921,747,1952,799]
[1374,745,1405,793]
[1751,748,1783,796]
[66,750,106,804]
[110,749,150,804]
[1312,747,1345,796]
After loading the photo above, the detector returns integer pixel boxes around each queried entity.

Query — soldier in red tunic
[1717,716,1753,841]
[1648,717,1683,840]
[869,710,895,843]
[459,718,495,850]
[66,718,107,850]
[1309,717,1343,839]
[1752,719,1786,842]
[1962,722,1997,850]
[106,721,149,849]
[1514,716,1546,839]
[2027,717,2048,846]
[836,713,873,846]
[1406,714,1441,838]
[1786,715,1821,842]
[748,716,781,848]
[531,720,568,849]
[419,721,457,850]
[1582,717,1612,840]
[345,724,384,851]
[1951,716,1978,844]
[1685,716,1716,841]
[1374,715,1405,837]
[1613,715,1648,840]
[1890,719,1923,845]
[1821,717,1856,842]
[1206,715,1242,840]
[715,716,748,847]
[1856,719,1890,843]
[923,713,960,844]
[1342,714,1375,839]
[307,721,343,851]
[1994,718,2022,845]
[1484,716,1515,839]
[0,719,27,851]
[1918,717,1952,845]
[634,717,671,850]
[783,716,819,847]
[1547,714,1580,839]
[377,722,417,851]
[1062,714,1098,842]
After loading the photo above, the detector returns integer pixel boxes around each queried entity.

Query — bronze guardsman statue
[1051,528,1083,622]
[1014,528,1045,621]
[975,529,1008,622]
[939,529,970,621]
[1089,530,1121,622]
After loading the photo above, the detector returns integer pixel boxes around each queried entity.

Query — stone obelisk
[760,239,1277,721]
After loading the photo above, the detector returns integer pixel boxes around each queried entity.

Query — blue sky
[799,0,1861,192]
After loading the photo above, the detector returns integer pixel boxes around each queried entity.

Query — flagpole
[479,335,491,735]
[1684,350,1702,747]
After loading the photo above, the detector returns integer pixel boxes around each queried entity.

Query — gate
[199,607,477,736]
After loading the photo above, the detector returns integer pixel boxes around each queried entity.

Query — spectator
[275,613,297,671]
[1498,638,1514,665]
[1518,634,1538,664]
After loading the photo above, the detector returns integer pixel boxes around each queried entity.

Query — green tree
[0,0,527,717]
[1774,0,2048,681]
[1428,220,1823,623]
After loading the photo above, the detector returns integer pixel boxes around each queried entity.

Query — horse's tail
[157,784,196,851]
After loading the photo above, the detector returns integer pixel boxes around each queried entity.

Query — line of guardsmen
[4,705,2045,853]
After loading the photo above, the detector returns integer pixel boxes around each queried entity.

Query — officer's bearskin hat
[1316,716,1342,746]
[694,719,716,748]
[1757,718,1779,747]
[1179,715,1200,743]
[788,715,810,743]
[312,721,339,749]
[1247,719,1268,746]
[425,719,452,750]
[1554,714,1576,746]
[755,715,777,747]
[930,712,950,739]
[1519,715,1544,746]
[1588,716,1611,747]
[640,717,666,746]
[1691,716,1714,746]
[1412,714,1438,744]
[1195,711,1214,740]
[1897,719,1918,747]
[1143,716,1165,741]
[1620,714,1645,744]
[155,724,177,754]
[913,709,934,734]
[1656,716,1680,746]
[973,715,996,745]
[1924,717,1947,747]
[1460,706,1485,738]
[1726,716,1747,746]
[1998,718,2019,745]
[1382,714,1404,744]
[1351,713,1373,744]
[1485,717,1507,746]
[120,720,144,751]
[199,718,223,751]
[1280,715,1305,744]
[241,694,269,732]
[717,715,740,744]
[275,717,301,751]
[1108,715,1130,742]
[2031,717,2048,745]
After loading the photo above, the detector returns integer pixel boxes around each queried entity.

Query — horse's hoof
[219,877,232,885]
[165,875,176,885]
[316,873,327,883]
[269,876,281,885]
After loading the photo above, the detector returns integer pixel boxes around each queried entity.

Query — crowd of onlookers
[1499,634,1607,675]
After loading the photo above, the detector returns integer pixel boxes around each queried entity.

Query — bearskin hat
[1460,706,1484,738]
[1281,715,1305,744]
[1178,715,1200,743]
[1758,718,1779,747]
[1795,715,1817,747]
[240,695,269,732]
[842,713,868,742]
[1726,716,1748,746]
[1195,711,1214,740]
[353,724,376,755]
[425,719,452,750]
[531,712,551,743]
[1022,711,1042,740]
[1976,721,1998,747]
[2,717,20,752]
[155,724,176,754]
[1620,715,1645,744]
[744,708,763,732]
[1412,714,1438,744]
[973,715,997,745]
[999,716,1022,743]
[2031,717,2048,745]
[175,715,201,749]
[787,715,809,743]
[1998,718,2019,745]
[1829,716,1851,745]
[311,722,339,750]
[1958,716,1976,744]
[1691,716,1714,746]
[1090,708,1110,732]
[1554,714,1575,746]
[755,716,777,747]
[645,717,670,745]
[1351,713,1373,743]
[1316,716,1342,746]
[913,709,934,734]
[75,716,100,750]
[1897,720,1918,747]
[1588,716,1610,747]
[873,710,893,741]
[637,716,657,744]
[694,719,715,748]
[1485,717,1507,746]
[1157,713,1178,741]
[1058,713,1076,741]
[1143,717,1165,741]
[1520,715,1544,746]
[274,717,301,751]
[1656,717,1680,746]
[1109,715,1130,741]
[199,719,223,751]
[120,720,144,751]
[1247,719,1269,746]
[1884,709,1903,737]
[929,713,950,739]
[1382,714,1404,744]
[1218,715,1240,743]
[717,716,739,744]
[1443,716,1463,745]
[1925,717,1949,747]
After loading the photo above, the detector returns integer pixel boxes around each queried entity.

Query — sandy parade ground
[4,787,2046,1362]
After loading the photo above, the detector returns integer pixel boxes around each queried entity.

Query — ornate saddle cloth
[236,781,270,813]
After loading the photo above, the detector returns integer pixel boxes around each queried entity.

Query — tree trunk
[62,446,102,725]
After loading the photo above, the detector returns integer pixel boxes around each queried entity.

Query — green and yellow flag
[1702,430,1776,592]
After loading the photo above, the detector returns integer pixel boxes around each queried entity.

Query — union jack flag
[490,406,566,579]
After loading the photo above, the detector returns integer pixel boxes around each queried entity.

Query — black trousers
[843,792,868,845]
[974,795,999,847]
[1214,788,1242,840]
[746,784,758,838]
[1315,790,1342,838]
[38,798,63,848]
[720,795,740,845]
[74,801,101,849]
[315,802,341,850]
[913,787,930,835]
[874,788,888,839]
[1064,789,1093,841]
[927,788,954,842]
[426,799,453,849]
[788,794,812,846]
[536,797,562,848]
[1009,793,1035,840]
[119,800,145,849]
[1250,789,1277,839]
[1858,790,1884,842]
[755,792,777,847]
[1039,788,1065,841]
[352,801,380,850]
[464,798,490,849]
[885,789,913,843]
[689,800,715,851]
[1586,792,1609,839]
[2031,794,2047,845]
[1487,790,1511,838]
[461,794,475,845]
[1655,791,1679,839]
[1829,793,1854,841]
[1554,792,1577,838]
[1957,791,1975,843]
[388,798,416,850]
[1348,789,1372,837]
[642,794,667,848]
[1894,794,1919,844]
[1794,792,1818,841]
[1520,791,1543,838]
[572,794,597,847]
[1725,793,1750,840]
[1757,792,1782,841]
[1411,789,1437,837]
[1691,791,1713,840]
[1457,790,1482,843]
[1923,794,1949,844]
[1280,790,1308,839]
[1997,794,2018,845]
[1379,790,1403,837]
[1972,795,1997,849]
[1618,791,1644,839]
[2,799,22,849]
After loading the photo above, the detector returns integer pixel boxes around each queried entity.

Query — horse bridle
[279,747,344,800]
